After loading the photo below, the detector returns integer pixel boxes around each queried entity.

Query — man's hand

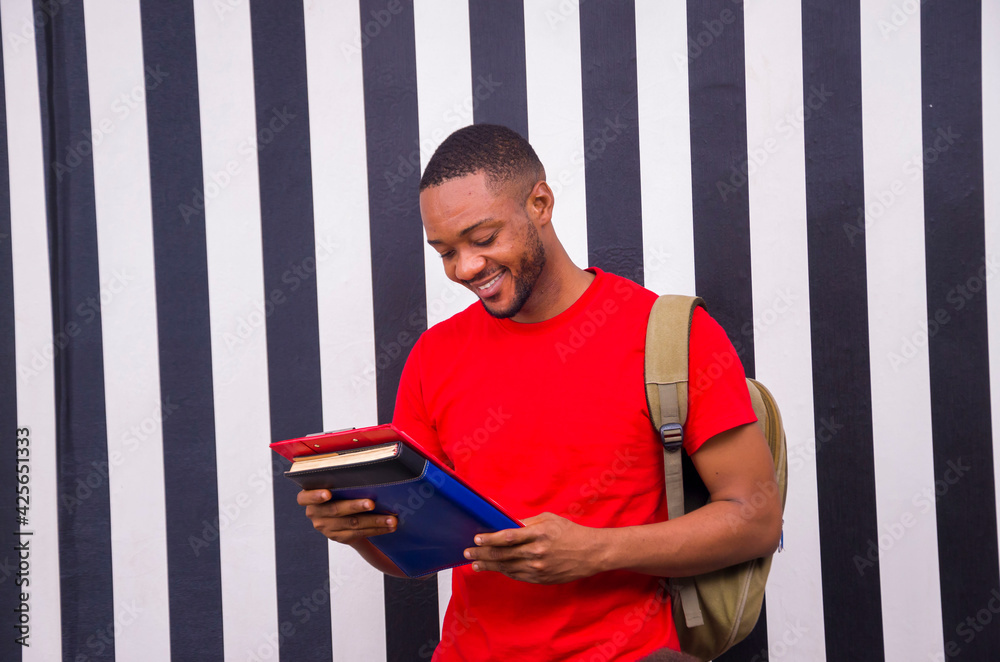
[462,512,607,584]
[297,490,397,544]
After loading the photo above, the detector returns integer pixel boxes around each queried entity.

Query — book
[271,424,521,578]
[284,442,424,491]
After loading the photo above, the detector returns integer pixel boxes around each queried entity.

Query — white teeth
[477,273,501,291]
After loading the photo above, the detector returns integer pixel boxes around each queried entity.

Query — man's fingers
[296,490,404,545]
[470,559,503,574]
[296,489,331,506]
[306,507,394,529]
[464,540,529,564]
[298,492,375,516]
[467,558,540,582]
[473,513,562,547]
[344,514,396,530]
[323,523,397,543]
[325,498,378,517]
[473,526,531,548]
[311,513,397,540]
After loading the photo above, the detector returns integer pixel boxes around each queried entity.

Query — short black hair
[419,124,545,197]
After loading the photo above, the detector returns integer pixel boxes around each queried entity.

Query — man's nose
[454,250,486,283]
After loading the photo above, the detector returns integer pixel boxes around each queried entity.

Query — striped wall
[1,1,997,660]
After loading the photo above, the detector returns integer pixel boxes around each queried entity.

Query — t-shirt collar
[493,267,604,335]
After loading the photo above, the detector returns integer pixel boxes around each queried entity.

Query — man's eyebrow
[458,218,500,237]
[426,218,500,246]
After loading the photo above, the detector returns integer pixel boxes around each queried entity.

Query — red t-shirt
[393,268,755,661]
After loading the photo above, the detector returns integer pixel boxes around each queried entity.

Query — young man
[299,125,781,660]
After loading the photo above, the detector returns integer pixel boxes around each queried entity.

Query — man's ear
[526,180,555,227]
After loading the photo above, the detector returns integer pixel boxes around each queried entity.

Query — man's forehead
[420,172,500,213]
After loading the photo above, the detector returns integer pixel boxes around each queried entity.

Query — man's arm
[462,421,781,583]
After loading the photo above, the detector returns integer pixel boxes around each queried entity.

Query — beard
[481,221,547,320]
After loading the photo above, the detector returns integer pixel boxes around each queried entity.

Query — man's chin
[479,294,528,320]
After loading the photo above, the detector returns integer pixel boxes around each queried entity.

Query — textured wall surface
[1,0,998,660]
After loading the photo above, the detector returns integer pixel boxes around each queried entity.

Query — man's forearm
[597,497,782,578]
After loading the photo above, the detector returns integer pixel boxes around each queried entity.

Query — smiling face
[421,171,548,320]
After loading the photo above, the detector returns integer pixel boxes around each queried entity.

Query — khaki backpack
[644,295,788,662]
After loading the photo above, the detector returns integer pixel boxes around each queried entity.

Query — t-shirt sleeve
[683,306,757,454]
[392,335,452,467]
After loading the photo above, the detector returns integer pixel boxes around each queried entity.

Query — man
[299,124,782,660]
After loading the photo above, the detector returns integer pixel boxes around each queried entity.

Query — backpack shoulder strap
[645,294,707,629]
[644,294,706,522]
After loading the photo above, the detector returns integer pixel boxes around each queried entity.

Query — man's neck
[511,260,595,324]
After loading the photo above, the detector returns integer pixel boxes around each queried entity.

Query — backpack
[644,295,788,661]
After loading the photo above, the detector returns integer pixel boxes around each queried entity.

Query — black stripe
[247,1,330,659]
[685,3,768,657]
[579,0,644,285]
[468,0,529,139]
[139,1,225,658]
[801,2,884,659]
[359,1,439,659]
[686,0,755,376]
[33,1,117,656]
[921,2,1000,657]
[0,12,22,660]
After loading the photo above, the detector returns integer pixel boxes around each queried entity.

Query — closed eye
[473,232,499,248]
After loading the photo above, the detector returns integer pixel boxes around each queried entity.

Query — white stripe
[635,0,696,296]
[302,2,387,660]
[191,4,278,659]
[743,2,828,658]
[523,0,588,268]
[2,0,62,658]
[413,0,474,624]
[82,1,170,657]
[414,0,476,331]
[859,2,944,658]
[984,0,1000,575]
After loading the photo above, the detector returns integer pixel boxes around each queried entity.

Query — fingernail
[464,550,472,559]
[385,517,395,527]
[472,563,481,572]
[474,536,482,545]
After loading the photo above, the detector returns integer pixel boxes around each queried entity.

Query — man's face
[420,171,546,320]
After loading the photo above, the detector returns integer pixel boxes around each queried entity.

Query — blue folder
[329,460,521,577]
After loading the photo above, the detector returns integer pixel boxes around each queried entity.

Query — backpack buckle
[659,423,684,452]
